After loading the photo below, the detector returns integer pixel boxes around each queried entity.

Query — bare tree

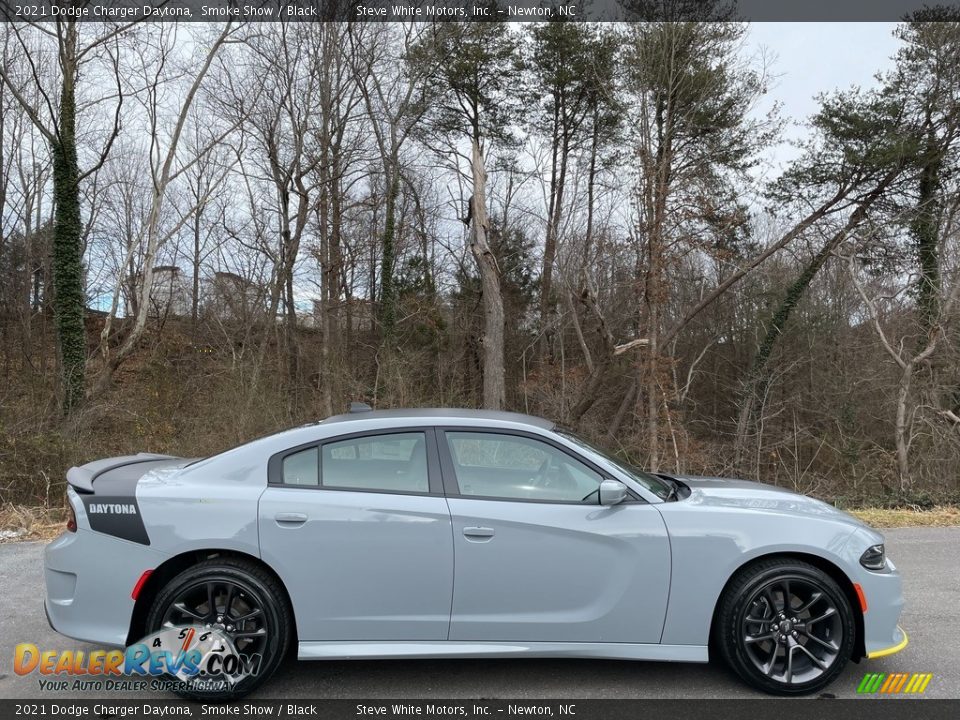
[96,23,243,391]
[349,23,435,347]
[848,246,960,493]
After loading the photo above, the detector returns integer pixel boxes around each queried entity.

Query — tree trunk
[895,363,913,494]
[469,138,505,410]
[569,270,616,424]
[284,256,299,397]
[584,113,599,265]
[915,124,941,335]
[317,157,334,418]
[379,162,400,344]
[191,208,202,333]
[50,22,85,413]
[645,280,661,471]
[326,159,344,413]
[539,111,566,359]
[637,93,673,472]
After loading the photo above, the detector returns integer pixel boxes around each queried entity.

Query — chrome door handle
[463,526,495,539]
[275,512,307,525]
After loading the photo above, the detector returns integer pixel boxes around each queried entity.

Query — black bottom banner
[2,699,957,720]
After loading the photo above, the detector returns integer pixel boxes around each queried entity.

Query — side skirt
[298,641,708,663]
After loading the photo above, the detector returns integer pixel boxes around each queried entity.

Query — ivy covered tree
[733,86,916,468]
[0,20,125,412]
[889,13,960,333]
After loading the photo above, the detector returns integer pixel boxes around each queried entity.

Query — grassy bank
[850,506,960,528]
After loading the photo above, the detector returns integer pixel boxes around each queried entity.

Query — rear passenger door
[258,428,454,642]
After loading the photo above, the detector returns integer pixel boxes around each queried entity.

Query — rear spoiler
[65,466,96,493]
[66,453,177,494]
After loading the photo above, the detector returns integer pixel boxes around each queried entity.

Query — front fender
[656,503,861,646]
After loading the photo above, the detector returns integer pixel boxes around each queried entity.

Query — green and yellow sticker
[857,672,933,694]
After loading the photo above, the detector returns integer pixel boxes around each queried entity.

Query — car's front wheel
[144,557,291,700]
[716,558,856,695]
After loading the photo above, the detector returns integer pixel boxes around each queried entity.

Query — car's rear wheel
[716,558,855,695]
[144,557,291,700]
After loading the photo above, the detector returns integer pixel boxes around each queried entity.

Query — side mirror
[599,479,628,506]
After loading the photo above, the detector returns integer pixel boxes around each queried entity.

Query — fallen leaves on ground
[0,504,66,543]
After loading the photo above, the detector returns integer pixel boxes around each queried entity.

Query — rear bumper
[44,598,54,630]
[44,529,166,647]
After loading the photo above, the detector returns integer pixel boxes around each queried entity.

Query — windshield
[556,429,673,500]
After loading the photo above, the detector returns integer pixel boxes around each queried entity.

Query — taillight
[66,502,77,533]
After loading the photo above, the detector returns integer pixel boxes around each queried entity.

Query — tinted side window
[445,432,603,502]
[282,447,319,486]
[321,432,429,493]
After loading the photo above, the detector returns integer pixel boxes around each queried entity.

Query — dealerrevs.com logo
[15,627,261,693]
[857,672,933,694]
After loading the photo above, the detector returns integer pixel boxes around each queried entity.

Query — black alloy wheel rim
[740,575,843,685]
[160,578,269,659]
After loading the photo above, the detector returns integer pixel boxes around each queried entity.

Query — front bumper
[44,529,165,647]
[842,526,907,660]
[867,624,908,659]
[856,562,907,658]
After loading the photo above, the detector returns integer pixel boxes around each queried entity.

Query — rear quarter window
[282,447,319,486]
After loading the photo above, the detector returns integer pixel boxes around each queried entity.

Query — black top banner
[1,0,959,23]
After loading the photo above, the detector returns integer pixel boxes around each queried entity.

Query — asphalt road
[0,527,957,701]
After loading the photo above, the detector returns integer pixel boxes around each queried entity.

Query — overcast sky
[104,22,916,312]
[747,22,902,170]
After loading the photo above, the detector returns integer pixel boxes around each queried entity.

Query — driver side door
[439,428,671,644]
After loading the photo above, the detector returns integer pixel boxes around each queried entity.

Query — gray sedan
[44,406,907,699]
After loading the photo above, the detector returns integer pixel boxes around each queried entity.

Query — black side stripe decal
[81,495,150,546]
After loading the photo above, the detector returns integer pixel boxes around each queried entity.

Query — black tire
[144,557,291,701]
[716,558,855,696]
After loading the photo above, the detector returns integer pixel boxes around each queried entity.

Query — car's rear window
[320,432,429,494]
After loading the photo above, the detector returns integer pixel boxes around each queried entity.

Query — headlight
[860,544,886,571]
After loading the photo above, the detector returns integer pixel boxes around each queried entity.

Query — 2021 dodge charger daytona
[44,406,908,698]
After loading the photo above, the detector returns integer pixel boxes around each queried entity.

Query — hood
[671,474,867,529]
